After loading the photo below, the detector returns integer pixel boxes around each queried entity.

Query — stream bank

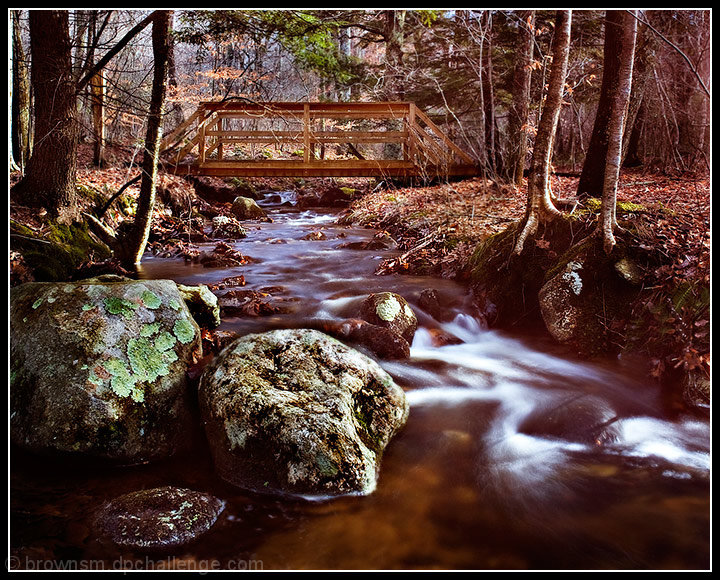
[339,173,710,413]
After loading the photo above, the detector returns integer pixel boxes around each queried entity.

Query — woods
[8,10,711,571]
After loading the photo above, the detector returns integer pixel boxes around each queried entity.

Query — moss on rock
[10,278,201,462]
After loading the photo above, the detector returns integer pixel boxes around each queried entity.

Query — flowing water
[10,192,710,571]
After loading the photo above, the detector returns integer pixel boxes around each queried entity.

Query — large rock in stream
[231,196,267,220]
[359,292,418,344]
[199,329,409,497]
[10,278,202,463]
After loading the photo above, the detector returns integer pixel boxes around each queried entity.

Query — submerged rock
[94,486,225,552]
[518,395,620,445]
[359,292,418,344]
[199,329,409,497]
[10,279,201,463]
[231,196,266,220]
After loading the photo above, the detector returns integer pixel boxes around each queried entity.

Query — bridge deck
[162,101,478,179]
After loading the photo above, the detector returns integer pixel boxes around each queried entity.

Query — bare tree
[507,10,535,186]
[11,10,32,173]
[116,11,172,266]
[513,10,572,255]
[599,10,637,254]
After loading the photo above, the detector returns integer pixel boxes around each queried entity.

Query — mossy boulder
[10,220,112,282]
[94,486,225,552]
[358,292,418,344]
[231,196,266,220]
[10,279,201,463]
[538,235,645,355]
[198,329,409,497]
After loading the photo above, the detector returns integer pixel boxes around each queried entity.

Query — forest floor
[9,147,711,403]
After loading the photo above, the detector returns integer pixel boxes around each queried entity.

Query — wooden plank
[303,103,310,164]
[414,108,475,164]
[160,109,202,151]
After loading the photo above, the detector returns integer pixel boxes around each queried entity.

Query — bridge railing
[161,101,476,178]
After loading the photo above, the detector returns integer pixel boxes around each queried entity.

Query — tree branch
[76,11,157,93]
[629,10,710,99]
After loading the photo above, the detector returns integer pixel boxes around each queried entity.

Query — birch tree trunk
[513,10,572,255]
[600,10,637,254]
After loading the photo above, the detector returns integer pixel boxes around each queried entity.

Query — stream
[10,192,710,570]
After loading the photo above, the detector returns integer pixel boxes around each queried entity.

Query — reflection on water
[11,193,710,570]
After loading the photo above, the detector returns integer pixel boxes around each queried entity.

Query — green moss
[141,290,162,309]
[169,299,182,311]
[582,197,646,214]
[104,296,139,319]
[154,331,176,352]
[173,319,196,344]
[103,358,138,399]
[12,220,111,282]
[127,337,173,383]
[140,322,162,337]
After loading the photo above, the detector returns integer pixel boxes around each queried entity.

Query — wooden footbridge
[161,101,478,179]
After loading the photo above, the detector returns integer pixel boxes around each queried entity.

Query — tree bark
[576,11,625,199]
[507,10,535,186]
[115,10,172,266]
[513,10,572,255]
[481,13,498,175]
[12,11,78,222]
[600,10,637,254]
[11,10,32,173]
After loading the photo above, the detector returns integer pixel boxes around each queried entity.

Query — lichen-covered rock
[94,486,225,552]
[359,292,418,344]
[538,260,585,344]
[231,196,266,220]
[178,283,221,328]
[211,215,248,239]
[538,236,641,355]
[199,329,409,497]
[10,279,202,463]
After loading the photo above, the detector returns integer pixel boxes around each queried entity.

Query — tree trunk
[600,10,637,254]
[513,10,572,255]
[481,14,498,175]
[507,10,535,186]
[622,97,645,167]
[115,10,172,266]
[12,10,78,222]
[11,10,32,173]
[577,11,625,199]
[384,10,406,101]
[91,70,106,167]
